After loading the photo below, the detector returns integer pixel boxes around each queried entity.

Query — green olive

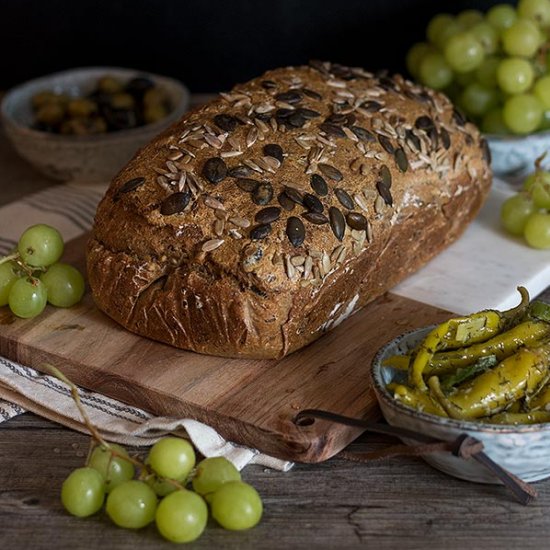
[143,87,167,107]
[32,91,62,110]
[60,118,91,135]
[67,98,97,118]
[97,76,123,94]
[35,103,65,125]
[110,92,135,110]
[144,104,168,124]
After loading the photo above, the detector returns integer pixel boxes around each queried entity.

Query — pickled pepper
[409,287,530,390]
[427,345,550,420]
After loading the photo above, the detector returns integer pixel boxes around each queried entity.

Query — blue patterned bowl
[371,326,550,484]
[486,130,550,188]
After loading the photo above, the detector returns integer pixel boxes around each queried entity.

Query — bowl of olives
[1,67,190,182]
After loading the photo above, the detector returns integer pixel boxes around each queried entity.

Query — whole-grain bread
[87,61,492,359]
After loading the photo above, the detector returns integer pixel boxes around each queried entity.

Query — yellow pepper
[425,320,550,376]
[409,287,530,390]
[428,345,550,420]
[389,383,448,417]
[526,382,550,411]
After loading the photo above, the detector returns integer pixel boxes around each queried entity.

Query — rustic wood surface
[0,233,452,463]
[2,119,550,549]
[3,414,550,550]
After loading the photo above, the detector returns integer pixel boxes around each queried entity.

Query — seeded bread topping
[87,61,492,359]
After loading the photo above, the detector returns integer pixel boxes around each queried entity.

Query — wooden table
[1,133,550,550]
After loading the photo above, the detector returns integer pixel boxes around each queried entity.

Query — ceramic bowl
[486,130,550,187]
[371,325,550,484]
[1,67,190,182]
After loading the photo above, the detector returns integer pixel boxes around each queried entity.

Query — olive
[32,91,62,110]
[60,118,90,135]
[110,92,136,110]
[30,73,170,134]
[144,104,168,124]
[67,98,97,118]
[35,103,65,125]
[143,87,167,107]
[104,107,138,130]
[125,76,155,98]
[97,76,123,94]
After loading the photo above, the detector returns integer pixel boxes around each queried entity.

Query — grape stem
[42,362,188,492]
[0,252,46,278]
[535,152,548,172]
[43,363,109,447]
[0,253,19,266]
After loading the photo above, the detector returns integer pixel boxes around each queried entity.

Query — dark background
[2,0,512,92]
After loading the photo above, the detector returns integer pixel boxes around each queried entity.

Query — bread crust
[87,62,492,359]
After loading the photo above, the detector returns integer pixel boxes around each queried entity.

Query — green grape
[61,467,105,518]
[524,212,550,248]
[455,69,477,87]
[539,109,550,129]
[39,262,85,308]
[0,261,20,306]
[497,57,535,94]
[88,444,135,493]
[435,20,465,50]
[457,9,484,28]
[487,4,518,31]
[470,22,499,55]
[155,490,208,543]
[503,93,543,133]
[482,107,509,134]
[210,481,263,531]
[524,172,538,191]
[418,52,453,90]
[532,178,550,208]
[476,56,502,88]
[426,13,454,44]
[406,42,432,78]
[444,32,485,73]
[191,457,241,499]
[502,18,542,57]
[518,0,550,27]
[17,224,64,268]
[145,474,177,497]
[8,277,47,318]
[522,170,550,191]
[147,437,195,481]
[534,75,550,109]
[500,193,536,235]
[106,480,157,529]
[460,82,499,117]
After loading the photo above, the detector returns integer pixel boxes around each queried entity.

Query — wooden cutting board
[0,234,451,462]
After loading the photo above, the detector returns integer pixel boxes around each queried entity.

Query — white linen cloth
[0,182,292,472]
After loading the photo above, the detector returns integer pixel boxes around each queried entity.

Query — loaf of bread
[87,61,492,359]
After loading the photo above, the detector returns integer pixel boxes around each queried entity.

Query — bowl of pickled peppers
[1,67,190,182]
[372,287,550,483]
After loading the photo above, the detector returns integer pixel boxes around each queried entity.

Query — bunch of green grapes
[0,224,85,318]
[501,163,550,247]
[61,437,263,543]
[407,0,550,134]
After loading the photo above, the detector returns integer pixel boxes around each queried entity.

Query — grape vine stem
[42,363,188,492]
[0,253,19,266]
[0,252,46,278]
